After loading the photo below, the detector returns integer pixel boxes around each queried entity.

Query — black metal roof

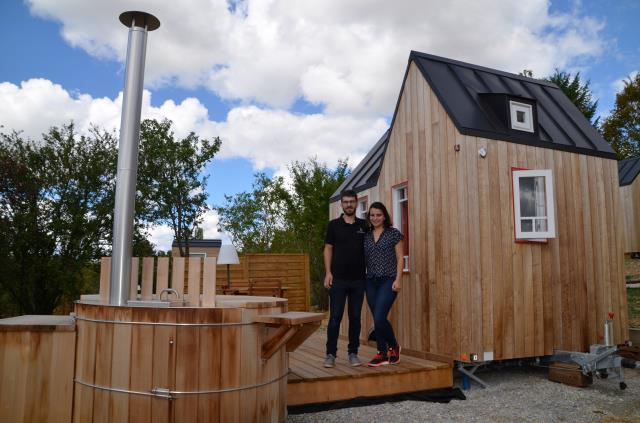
[330,129,390,201]
[171,239,222,248]
[618,157,640,186]
[330,51,616,203]
[410,51,615,159]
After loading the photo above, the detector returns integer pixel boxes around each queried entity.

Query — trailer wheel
[619,382,627,390]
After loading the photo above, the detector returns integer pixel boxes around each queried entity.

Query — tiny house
[618,157,640,254]
[330,51,628,361]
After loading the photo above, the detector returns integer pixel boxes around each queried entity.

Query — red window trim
[511,167,548,245]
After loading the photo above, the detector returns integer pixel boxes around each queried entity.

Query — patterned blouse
[364,227,404,278]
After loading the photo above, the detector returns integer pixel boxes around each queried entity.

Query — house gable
[618,156,640,186]
[332,51,616,204]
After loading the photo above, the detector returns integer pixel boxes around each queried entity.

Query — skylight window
[509,101,534,133]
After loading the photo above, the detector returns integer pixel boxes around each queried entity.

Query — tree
[216,173,290,253]
[217,158,349,308]
[601,73,640,159]
[0,119,221,316]
[546,69,599,126]
[519,69,600,126]
[0,124,117,315]
[138,119,221,257]
[284,159,349,308]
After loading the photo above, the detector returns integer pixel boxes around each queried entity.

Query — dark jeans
[326,278,365,356]
[365,276,398,353]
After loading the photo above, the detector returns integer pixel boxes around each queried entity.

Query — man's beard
[343,208,356,216]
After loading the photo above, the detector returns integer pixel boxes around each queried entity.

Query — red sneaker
[368,352,389,367]
[389,345,401,364]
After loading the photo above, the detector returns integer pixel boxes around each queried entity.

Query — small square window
[510,101,534,133]
[512,169,556,239]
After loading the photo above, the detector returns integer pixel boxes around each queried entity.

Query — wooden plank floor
[287,331,453,406]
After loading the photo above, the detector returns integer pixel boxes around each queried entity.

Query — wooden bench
[220,278,286,297]
[254,311,324,359]
[219,279,251,295]
[249,277,285,297]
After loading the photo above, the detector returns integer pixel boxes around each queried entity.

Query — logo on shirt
[356,228,366,234]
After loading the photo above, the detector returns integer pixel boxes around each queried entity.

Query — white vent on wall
[509,100,534,133]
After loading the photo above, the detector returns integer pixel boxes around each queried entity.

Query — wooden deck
[287,331,453,406]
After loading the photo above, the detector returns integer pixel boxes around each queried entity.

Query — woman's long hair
[367,201,392,229]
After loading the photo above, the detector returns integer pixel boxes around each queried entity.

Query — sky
[1,0,638,251]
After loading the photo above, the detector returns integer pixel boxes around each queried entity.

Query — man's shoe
[323,354,336,368]
[348,353,362,367]
[367,352,389,367]
[389,345,401,365]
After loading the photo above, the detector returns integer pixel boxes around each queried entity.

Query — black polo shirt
[324,215,367,280]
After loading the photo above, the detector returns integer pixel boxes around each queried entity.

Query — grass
[628,287,640,329]
[624,257,640,328]
[624,257,640,281]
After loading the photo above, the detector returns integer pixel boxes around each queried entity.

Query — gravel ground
[288,365,640,423]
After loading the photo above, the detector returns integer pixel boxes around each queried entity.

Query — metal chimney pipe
[109,11,160,306]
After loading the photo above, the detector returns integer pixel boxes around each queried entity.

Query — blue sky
[1,0,638,248]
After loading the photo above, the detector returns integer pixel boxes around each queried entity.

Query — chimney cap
[119,11,160,31]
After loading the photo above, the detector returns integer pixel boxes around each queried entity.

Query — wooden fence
[98,253,310,312]
[218,253,310,312]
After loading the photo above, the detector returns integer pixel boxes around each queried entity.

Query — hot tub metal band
[74,315,255,327]
[74,370,289,399]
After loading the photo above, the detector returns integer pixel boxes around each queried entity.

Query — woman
[364,201,404,366]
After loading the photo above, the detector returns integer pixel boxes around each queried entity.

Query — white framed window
[509,101,534,133]
[392,184,410,271]
[512,169,556,240]
[357,197,368,219]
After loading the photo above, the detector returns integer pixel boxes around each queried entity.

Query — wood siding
[0,317,76,423]
[620,182,640,253]
[333,62,628,360]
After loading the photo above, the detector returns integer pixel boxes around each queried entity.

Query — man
[323,189,367,367]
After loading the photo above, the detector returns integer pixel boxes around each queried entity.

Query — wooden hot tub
[71,295,321,423]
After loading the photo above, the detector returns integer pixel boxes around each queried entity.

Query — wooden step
[254,311,324,326]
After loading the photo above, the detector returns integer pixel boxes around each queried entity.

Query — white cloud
[148,209,231,252]
[26,0,608,115]
[204,106,387,169]
[147,224,174,252]
[611,70,639,94]
[201,209,231,243]
[0,79,385,172]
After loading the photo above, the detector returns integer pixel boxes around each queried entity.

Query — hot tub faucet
[159,288,180,302]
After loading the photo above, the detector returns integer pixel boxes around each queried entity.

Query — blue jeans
[326,278,365,356]
[366,276,398,353]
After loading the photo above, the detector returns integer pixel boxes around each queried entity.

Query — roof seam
[540,85,598,150]
[409,51,558,88]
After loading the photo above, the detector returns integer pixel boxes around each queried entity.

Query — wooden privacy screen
[99,257,217,307]
[207,253,310,311]
[98,254,311,311]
